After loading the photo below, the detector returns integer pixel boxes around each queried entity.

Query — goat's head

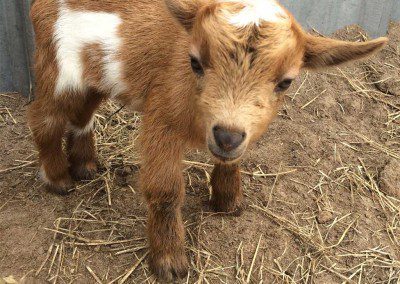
[167,0,388,163]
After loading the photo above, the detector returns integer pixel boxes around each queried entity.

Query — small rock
[317,210,334,224]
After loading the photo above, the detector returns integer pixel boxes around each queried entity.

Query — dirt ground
[1,23,399,284]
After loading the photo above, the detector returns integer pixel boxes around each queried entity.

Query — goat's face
[167,0,388,163]
[189,1,303,162]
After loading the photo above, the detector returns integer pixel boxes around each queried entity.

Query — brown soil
[1,23,399,284]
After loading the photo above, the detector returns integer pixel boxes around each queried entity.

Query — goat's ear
[303,35,388,69]
[165,0,203,31]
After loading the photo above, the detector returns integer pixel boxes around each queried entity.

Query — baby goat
[29,0,387,281]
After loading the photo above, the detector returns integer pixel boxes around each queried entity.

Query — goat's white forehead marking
[222,0,288,27]
[54,1,126,96]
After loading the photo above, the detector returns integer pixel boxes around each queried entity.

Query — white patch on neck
[223,0,288,27]
[54,1,126,96]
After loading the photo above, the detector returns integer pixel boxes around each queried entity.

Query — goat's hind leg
[67,127,98,181]
[67,90,103,181]
[28,99,73,195]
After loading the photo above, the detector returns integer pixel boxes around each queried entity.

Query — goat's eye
[190,56,204,76]
[275,79,293,93]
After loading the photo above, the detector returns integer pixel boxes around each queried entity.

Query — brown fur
[28,0,388,280]
[211,163,243,215]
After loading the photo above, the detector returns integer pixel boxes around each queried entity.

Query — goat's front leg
[211,163,243,215]
[140,125,188,281]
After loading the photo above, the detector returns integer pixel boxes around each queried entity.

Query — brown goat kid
[29,0,387,281]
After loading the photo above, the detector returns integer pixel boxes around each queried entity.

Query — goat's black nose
[213,126,246,152]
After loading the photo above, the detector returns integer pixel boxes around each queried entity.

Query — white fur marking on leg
[222,0,288,27]
[102,51,127,98]
[54,2,126,96]
[70,115,96,136]
[40,165,50,184]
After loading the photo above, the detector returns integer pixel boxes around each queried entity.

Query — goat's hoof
[45,177,75,195]
[149,250,188,282]
[70,162,97,181]
[210,199,243,216]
